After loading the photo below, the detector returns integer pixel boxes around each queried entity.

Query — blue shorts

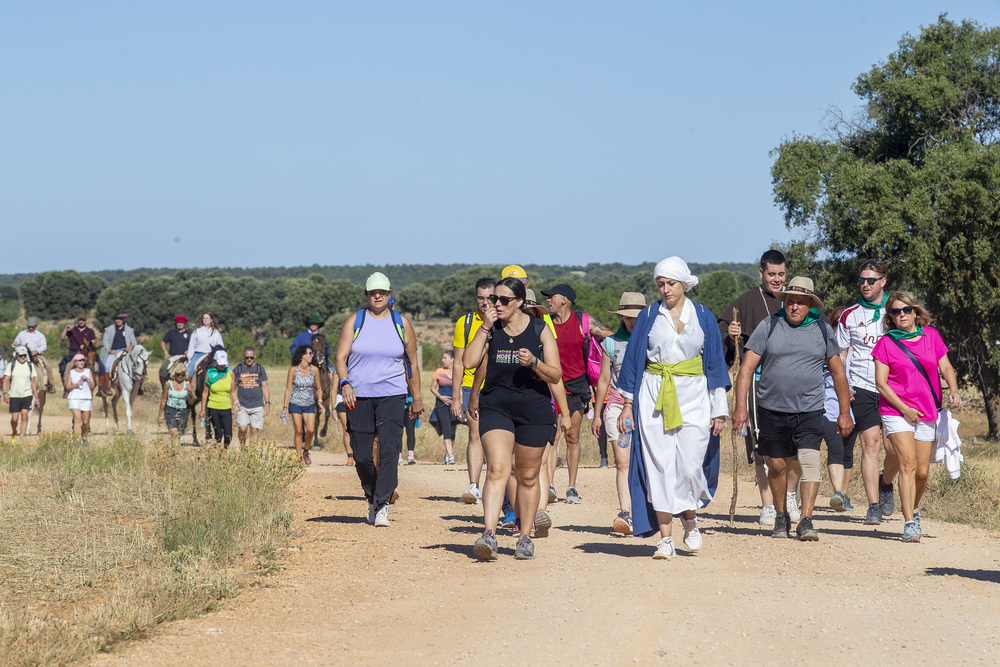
[288,403,316,415]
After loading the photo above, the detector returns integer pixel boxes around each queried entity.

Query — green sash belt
[645,356,704,432]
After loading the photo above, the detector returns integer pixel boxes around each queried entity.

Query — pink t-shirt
[871,326,948,422]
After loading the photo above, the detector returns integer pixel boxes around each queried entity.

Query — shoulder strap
[463,312,474,347]
[352,309,366,341]
[888,336,942,410]
[542,314,557,338]
[580,312,590,353]
[391,310,406,347]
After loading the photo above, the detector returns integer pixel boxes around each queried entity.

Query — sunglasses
[857,277,882,285]
[368,289,389,298]
[244,356,255,360]
[889,306,914,316]
[488,294,517,306]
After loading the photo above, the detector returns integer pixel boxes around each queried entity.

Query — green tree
[0,284,20,321]
[20,270,103,320]
[771,15,1000,436]
[692,271,740,318]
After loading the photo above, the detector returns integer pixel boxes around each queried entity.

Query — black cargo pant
[348,395,405,508]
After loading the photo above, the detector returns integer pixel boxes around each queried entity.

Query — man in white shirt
[836,259,898,525]
[12,316,51,393]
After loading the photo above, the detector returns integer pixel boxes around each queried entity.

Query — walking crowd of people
[1,254,965,560]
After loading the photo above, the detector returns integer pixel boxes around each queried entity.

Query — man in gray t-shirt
[231,346,270,445]
[733,277,853,542]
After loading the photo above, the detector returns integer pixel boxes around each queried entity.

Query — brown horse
[26,352,54,434]
[185,345,224,446]
[312,333,334,443]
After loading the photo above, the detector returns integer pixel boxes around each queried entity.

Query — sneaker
[302,449,311,465]
[514,534,535,560]
[796,516,819,541]
[445,455,455,464]
[374,505,390,527]
[407,452,416,465]
[843,494,854,511]
[913,508,921,529]
[612,511,633,536]
[902,520,920,543]
[502,511,516,529]
[473,530,499,561]
[682,517,702,551]
[830,492,846,512]
[565,487,581,504]
[533,509,552,538]
[366,502,376,525]
[786,492,801,522]
[512,519,521,538]
[548,484,558,504]
[653,537,676,560]
[772,512,790,538]
[556,457,564,469]
[758,505,777,527]
[346,456,355,466]
[863,503,883,525]
[398,454,404,465]
[599,457,608,468]
[879,478,895,517]
[461,483,481,504]
[10,435,17,445]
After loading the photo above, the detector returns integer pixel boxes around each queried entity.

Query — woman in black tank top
[463,278,570,561]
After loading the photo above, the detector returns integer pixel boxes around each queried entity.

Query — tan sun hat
[608,292,647,317]
[524,289,548,314]
[777,276,823,309]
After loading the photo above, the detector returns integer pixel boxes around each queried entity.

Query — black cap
[540,284,576,303]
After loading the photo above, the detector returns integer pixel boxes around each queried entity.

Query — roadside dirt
[85,443,1000,665]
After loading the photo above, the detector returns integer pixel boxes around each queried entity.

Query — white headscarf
[653,256,699,293]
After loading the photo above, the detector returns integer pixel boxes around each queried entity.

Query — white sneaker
[374,505,390,527]
[759,505,777,527]
[461,483,481,504]
[787,492,801,522]
[653,537,676,560]
[682,518,702,552]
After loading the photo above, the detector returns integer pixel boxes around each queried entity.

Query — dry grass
[0,432,300,666]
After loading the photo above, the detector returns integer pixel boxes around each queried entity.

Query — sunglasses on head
[889,306,914,316]
[488,294,517,306]
[857,276,882,285]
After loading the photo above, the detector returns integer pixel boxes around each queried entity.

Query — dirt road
[91,447,1000,665]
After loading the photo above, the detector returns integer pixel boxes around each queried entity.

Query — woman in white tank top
[65,353,96,444]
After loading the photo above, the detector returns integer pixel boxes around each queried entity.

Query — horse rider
[290,316,331,368]
[13,316,53,394]
[59,313,103,390]
[102,313,137,391]
[159,315,191,391]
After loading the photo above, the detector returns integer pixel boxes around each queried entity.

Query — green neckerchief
[613,323,631,341]
[886,326,924,341]
[859,293,889,323]
[778,307,822,328]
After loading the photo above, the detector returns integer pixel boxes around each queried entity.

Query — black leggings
[207,407,232,445]
[824,418,856,468]
[404,414,417,453]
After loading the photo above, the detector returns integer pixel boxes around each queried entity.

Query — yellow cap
[501,265,527,279]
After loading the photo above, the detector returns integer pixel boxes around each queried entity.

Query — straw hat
[524,289,548,315]
[777,276,823,309]
[608,292,647,317]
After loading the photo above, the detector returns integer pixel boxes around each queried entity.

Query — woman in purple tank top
[335,272,423,528]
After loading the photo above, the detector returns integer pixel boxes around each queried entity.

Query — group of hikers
[3,254,962,558]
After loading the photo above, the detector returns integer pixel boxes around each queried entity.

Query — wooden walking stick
[728,307,742,527]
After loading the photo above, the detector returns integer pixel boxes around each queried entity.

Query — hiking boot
[474,530,499,561]
[682,517,702,551]
[772,512,790,538]
[612,511,633,536]
[842,494,854,511]
[758,505,777,527]
[653,537,676,560]
[514,534,535,560]
[548,484,558,504]
[902,521,920,543]
[599,457,608,468]
[830,492,846,512]
[461,483,481,504]
[786,492,801,522]
[796,517,819,541]
[533,509,552,538]
[501,511,516,529]
[864,503,883,525]
[565,487,581,504]
[374,505,390,527]
[879,478,895,517]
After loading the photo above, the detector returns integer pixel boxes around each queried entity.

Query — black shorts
[164,405,189,432]
[335,401,347,414]
[564,375,591,415]
[479,389,556,448]
[756,407,825,460]
[9,396,33,413]
[850,387,881,431]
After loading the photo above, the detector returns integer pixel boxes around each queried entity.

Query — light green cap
[365,272,391,291]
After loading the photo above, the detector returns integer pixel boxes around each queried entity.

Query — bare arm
[402,316,423,417]
[334,314,357,408]
[230,372,240,412]
[592,352,612,437]
[589,318,614,343]
[283,366,295,411]
[731,349,762,433]
[451,345,466,418]
[261,380,271,415]
[520,326,562,385]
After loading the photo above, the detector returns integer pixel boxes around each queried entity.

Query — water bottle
[617,418,632,448]
[280,409,288,425]
[199,416,205,428]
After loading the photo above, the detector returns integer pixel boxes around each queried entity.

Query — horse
[185,345,224,446]
[312,333,334,443]
[25,352,55,434]
[107,345,150,433]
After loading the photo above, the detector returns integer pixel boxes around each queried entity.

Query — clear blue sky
[2,2,998,274]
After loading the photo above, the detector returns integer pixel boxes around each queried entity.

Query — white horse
[107,345,150,433]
